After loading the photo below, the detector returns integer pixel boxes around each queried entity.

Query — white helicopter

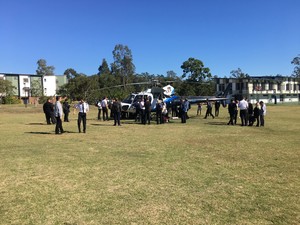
[121,83,228,118]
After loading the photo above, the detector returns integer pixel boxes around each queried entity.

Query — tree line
[1,44,299,104]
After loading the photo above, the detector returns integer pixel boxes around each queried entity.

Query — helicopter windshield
[133,94,151,102]
[122,94,136,104]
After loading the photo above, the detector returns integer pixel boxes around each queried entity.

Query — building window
[44,78,46,82]
[286,84,289,91]
[23,78,29,83]
[294,84,298,91]
[277,83,281,91]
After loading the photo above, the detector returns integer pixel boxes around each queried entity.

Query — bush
[2,96,21,104]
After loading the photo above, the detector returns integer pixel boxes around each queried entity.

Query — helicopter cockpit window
[123,94,136,103]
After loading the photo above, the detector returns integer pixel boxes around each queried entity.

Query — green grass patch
[0,104,299,224]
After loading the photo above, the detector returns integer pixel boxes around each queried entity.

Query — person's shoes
[83,130,86,133]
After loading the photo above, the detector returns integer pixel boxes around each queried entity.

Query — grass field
[0,103,299,225]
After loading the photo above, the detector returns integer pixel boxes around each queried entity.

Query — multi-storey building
[0,73,67,102]
[215,76,300,104]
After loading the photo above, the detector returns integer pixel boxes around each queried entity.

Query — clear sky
[1,0,299,77]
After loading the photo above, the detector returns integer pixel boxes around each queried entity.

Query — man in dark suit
[43,98,55,124]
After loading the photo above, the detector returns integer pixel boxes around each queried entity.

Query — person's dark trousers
[55,117,63,134]
[102,107,108,121]
[64,112,69,122]
[156,111,162,124]
[181,111,186,123]
[260,115,264,126]
[50,113,56,124]
[140,110,146,124]
[98,109,102,120]
[255,116,260,127]
[240,109,247,126]
[113,112,121,126]
[145,111,151,124]
[45,113,51,124]
[228,113,235,125]
[78,112,87,133]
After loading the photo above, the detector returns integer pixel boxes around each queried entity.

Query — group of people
[43,96,90,134]
[227,97,266,127]
[96,96,122,126]
[44,95,267,134]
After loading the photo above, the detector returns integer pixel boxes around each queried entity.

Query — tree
[98,58,110,75]
[64,68,79,80]
[181,57,212,82]
[230,68,249,78]
[0,79,16,104]
[166,70,177,79]
[36,59,55,76]
[30,79,43,97]
[111,44,135,90]
[59,73,90,100]
[291,54,300,78]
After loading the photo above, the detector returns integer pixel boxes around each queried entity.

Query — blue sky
[1,0,299,77]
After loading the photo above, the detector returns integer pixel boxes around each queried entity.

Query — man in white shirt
[238,97,248,126]
[101,97,109,121]
[75,98,89,133]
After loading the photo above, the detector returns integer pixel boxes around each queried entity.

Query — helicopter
[121,83,229,118]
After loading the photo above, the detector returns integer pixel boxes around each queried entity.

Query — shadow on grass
[90,123,114,127]
[26,123,47,125]
[25,131,77,135]
[206,121,228,126]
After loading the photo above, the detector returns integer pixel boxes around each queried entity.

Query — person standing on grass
[246,98,253,126]
[111,98,122,126]
[75,98,89,133]
[215,101,220,117]
[101,96,109,121]
[43,98,55,124]
[197,102,202,116]
[144,96,152,125]
[180,99,187,123]
[238,97,248,126]
[156,99,163,124]
[54,96,64,134]
[253,102,261,127]
[227,99,237,125]
[204,99,215,119]
[96,98,102,120]
[63,98,70,122]
[259,101,266,127]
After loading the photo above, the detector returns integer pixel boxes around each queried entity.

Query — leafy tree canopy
[230,68,249,78]
[36,59,55,76]
[291,54,300,78]
[181,57,212,82]
[0,79,16,96]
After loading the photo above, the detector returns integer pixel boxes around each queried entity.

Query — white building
[215,76,300,104]
[0,73,67,99]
